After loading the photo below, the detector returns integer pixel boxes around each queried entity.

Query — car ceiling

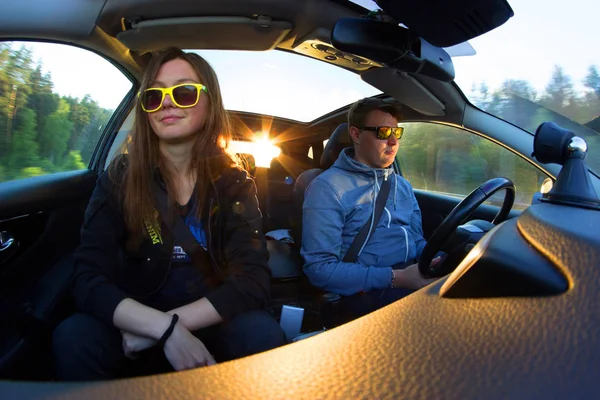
[0,0,467,124]
[0,0,361,76]
[100,0,359,49]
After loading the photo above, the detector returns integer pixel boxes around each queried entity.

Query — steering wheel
[418,177,516,278]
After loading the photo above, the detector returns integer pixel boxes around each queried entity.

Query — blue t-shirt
[144,201,209,311]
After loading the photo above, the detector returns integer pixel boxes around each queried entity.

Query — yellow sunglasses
[360,126,404,140]
[138,83,208,113]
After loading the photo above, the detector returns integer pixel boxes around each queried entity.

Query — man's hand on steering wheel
[419,177,516,278]
[393,257,442,289]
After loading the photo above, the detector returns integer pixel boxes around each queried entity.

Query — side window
[396,122,549,209]
[307,139,330,160]
[0,41,132,183]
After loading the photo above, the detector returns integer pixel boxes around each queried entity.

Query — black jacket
[71,162,271,326]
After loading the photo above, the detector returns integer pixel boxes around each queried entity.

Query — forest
[471,64,600,153]
[1,42,599,202]
[397,65,600,207]
[0,44,113,182]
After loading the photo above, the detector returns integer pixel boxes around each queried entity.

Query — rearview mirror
[331,18,455,82]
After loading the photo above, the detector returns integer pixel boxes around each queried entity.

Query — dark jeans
[52,310,287,381]
[334,287,416,326]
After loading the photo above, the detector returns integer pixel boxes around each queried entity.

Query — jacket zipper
[137,232,174,299]
[139,256,173,299]
[208,181,226,281]
[207,194,216,264]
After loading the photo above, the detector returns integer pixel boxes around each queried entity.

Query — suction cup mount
[532,122,600,210]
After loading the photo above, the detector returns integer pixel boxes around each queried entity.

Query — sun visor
[361,68,445,117]
[117,16,292,53]
[443,41,476,57]
[0,0,103,40]
[376,0,514,48]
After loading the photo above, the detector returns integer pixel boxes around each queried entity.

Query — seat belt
[151,181,214,278]
[255,168,271,232]
[343,176,392,263]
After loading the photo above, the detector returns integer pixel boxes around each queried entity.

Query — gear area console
[440,122,600,298]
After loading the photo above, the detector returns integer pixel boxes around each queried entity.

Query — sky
[13,0,600,122]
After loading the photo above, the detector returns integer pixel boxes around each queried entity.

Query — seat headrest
[320,123,353,169]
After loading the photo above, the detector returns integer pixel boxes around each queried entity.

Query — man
[301,98,439,319]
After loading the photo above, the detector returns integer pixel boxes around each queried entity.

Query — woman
[53,47,286,381]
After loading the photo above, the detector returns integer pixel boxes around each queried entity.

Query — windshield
[189,49,381,122]
[350,0,600,175]
[451,0,600,174]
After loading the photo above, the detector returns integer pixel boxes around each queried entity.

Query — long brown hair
[110,47,236,244]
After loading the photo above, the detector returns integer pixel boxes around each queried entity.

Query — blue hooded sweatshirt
[301,148,427,296]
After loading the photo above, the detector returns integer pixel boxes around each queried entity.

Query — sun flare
[226,131,282,168]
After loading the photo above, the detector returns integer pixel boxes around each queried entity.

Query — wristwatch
[390,269,396,288]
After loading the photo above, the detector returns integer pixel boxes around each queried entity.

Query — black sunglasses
[359,126,404,140]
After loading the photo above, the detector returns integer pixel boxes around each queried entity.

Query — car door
[0,41,133,379]
[395,122,550,238]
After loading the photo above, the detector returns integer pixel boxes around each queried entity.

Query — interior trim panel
[0,170,97,220]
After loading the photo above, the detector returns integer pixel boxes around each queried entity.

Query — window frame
[393,120,553,209]
[0,39,137,183]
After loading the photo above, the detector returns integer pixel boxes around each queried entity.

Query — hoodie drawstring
[384,208,392,228]
[393,174,397,210]
[379,170,393,228]
[357,170,379,257]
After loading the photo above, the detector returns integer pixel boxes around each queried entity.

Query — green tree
[61,150,86,171]
[472,81,502,116]
[584,65,600,98]
[66,95,92,151]
[18,167,46,179]
[540,65,578,119]
[78,107,113,163]
[39,98,73,164]
[0,43,118,184]
[6,108,41,178]
[580,65,600,125]
[501,79,537,101]
[1,46,34,161]
[496,80,538,129]
[0,44,12,158]
[27,64,59,131]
